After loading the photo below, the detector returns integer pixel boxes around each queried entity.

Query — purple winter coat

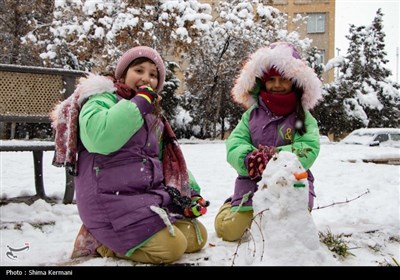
[228,42,322,211]
[75,111,177,255]
[230,98,316,210]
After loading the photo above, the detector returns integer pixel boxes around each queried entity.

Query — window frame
[307,13,326,34]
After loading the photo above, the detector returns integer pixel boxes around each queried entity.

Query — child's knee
[214,202,253,242]
[160,228,188,262]
[174,219,208,253]
[125,226,187,264]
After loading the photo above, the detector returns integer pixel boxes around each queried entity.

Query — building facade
[271,0,335,82]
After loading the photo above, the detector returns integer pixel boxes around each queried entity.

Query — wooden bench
[0,64,85,204]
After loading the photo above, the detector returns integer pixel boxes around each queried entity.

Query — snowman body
[247,151,336,266]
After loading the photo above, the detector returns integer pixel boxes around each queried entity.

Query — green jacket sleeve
[277,111,320,170]
[226,108,256,176]
[79,92,145,155]
[188,169,201,194]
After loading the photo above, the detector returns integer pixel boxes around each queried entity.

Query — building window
[307,13,325,33]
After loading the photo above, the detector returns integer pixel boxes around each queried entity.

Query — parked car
[340,128,400,147]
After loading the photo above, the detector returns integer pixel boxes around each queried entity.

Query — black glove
[165,186,210,218]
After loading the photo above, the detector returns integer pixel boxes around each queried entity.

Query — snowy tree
[184,0,310,139]
[306,47,325,81]
[21,0,213,71]
[316,24,367,138]
[360,9,400,128]
[173,91,196,139]
[0,0,54,65]
[161,61,180,123]
[315,9,400,138]
[313,85,357,139]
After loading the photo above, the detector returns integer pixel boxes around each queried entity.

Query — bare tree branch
[313,189,370,210]
[231,208,269,266]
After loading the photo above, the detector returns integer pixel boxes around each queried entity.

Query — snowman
[246,151,336,266]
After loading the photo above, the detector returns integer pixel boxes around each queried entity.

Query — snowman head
[258,151,308,190]
[255,151,310,213]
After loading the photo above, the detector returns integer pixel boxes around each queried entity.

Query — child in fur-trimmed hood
[214,42,322,242]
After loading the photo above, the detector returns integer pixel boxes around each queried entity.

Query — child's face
[265,76,293,94]
[123,61,159,91]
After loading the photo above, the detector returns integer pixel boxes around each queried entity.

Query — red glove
[183,196,210,218]
[247,145,276,180]
[136,85,158,103]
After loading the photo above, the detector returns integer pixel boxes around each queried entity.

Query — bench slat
[0,140,55,151]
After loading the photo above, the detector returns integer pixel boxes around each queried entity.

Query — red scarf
[260,91,297,116]
[113,79,136,99]
[162,117,191,199]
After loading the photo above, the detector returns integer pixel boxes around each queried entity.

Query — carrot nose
[294,171,308,180]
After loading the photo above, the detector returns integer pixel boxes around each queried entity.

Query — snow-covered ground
[1,141,399,267]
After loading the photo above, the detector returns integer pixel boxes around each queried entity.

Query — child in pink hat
[51,46,209,264]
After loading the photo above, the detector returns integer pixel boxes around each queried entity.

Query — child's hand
[136,85,158,103]
[183,196,210,218]
[247,145,276,179]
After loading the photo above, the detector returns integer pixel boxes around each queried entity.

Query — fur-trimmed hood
[50,74,116,125]
[231,42,323,110]
[76,74,116,106]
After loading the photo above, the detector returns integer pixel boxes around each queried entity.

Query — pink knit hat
[115,46,166,93]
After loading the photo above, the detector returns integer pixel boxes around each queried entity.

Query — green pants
[214,202,253,242]
[97,219,207,264]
